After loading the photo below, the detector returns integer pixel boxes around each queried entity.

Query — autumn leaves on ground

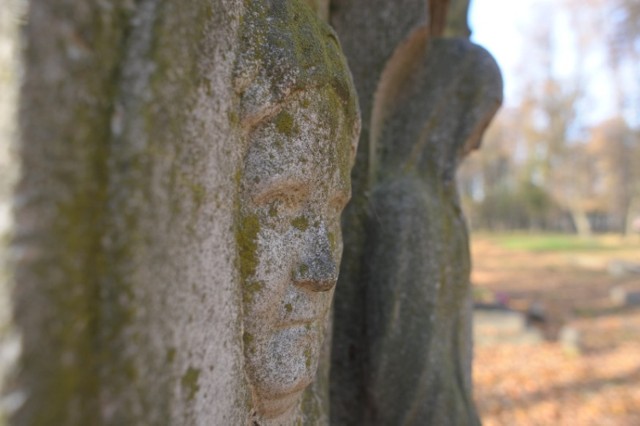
[471,233,640,426]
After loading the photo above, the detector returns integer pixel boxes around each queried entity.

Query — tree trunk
[571,208,593,238]
[624,195,639,237]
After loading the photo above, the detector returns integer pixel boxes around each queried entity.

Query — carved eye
[254,181,309,214]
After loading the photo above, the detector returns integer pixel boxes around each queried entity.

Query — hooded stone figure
[361,22,503,426]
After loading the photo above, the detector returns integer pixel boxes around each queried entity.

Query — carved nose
[293,229,338,292]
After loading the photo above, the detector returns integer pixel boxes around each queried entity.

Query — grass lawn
[478,232,640,253]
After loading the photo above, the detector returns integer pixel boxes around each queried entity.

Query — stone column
[6,1,358,425]
[9,0,249,423]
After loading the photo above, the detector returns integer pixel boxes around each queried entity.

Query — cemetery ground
[471,233,640,426]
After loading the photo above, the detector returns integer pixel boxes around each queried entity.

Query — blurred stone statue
[234,1,359,423]
[361,6,503,425]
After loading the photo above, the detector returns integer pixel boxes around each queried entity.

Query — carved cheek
[241,221,294,316]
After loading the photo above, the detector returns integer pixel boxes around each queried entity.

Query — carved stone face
[238,86,354,420]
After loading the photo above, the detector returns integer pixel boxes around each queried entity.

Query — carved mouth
[258,384,310,420]
[276,319,317,330]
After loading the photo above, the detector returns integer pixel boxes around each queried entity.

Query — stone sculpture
[330,1,502,424]
[234,1,360,423]
[363,28,503,424]
[7,0,504,423]
[8,0,357,424]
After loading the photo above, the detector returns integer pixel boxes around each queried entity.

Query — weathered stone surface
[363,37,501,426]
[331,1,502,424]
[11,0,251,423]
[329,2,428,423]
[0,2,21,423]
[6,0,501,423]
[305,0,330,21]
[445,0,472,37]
[234,2,359,422]
[7,0,357,425]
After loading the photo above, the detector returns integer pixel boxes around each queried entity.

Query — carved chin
[246,324,321,419]
[256,385,307,420]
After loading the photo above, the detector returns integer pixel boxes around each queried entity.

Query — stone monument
[3,0,501,424]
[6,0,357,425]
[331,1,502,424]
[363,30,503,426]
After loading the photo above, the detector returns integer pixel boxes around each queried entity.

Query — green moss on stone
[227,110,239,125]
[236,214,260,279]
[291,216,309,231]
[24,0,224,422]
[181,367,201,401]
[275,110,297,136]
[31,4,141,418]
[243,332,254,346]
[190,183,206,208]
[243,280,264,304]
[234,168,242,188]
[285,303,293,312]
[299,264,309,275]
[328,231,336,252]
[166,347,177,364]
[304,348,312,369]
[237,0,360,136]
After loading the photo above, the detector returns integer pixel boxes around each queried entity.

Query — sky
[469,0,535,107]
[469,0,620,125]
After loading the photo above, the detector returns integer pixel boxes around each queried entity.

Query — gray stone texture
[329,1,428,423]
[365,37,501,425]
[0,2,22,423]
[7,0,357,425]
[235,1,359,422]
[5,0,502,424]
[11,0,249,423]
[331,1,502,424]
[445,0,472,37]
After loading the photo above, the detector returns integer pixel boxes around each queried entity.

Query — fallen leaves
[471,234,640,425]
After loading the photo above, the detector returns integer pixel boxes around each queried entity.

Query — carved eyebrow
[251,178,310,206]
